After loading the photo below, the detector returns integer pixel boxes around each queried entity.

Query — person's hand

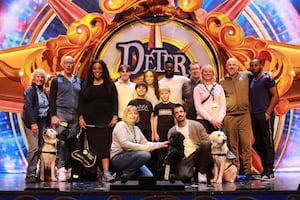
[109,115,118,127]
[31,123,38,135]
[78,116,86,128]
[211,119,223,129]
[153,132,160,141]
[161,141,169,148]
[267,71,274,80]
[265,113,271,120]
[51,115,60,129]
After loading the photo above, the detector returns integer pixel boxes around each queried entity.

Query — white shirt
[115,79,136,118]
[159,75,189,104]
[175,121,198,157]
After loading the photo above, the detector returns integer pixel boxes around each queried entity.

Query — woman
[78,59,118,182]
[193,64,226,134]
[111,105,168,180]
[143,70,160,108]
[22,69,49,183]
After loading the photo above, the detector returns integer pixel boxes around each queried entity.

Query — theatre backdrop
[0,0,299,173]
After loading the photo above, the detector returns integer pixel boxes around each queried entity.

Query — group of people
[22,55,279,184]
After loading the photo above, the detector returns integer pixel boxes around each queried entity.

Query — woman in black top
[78,60,118,182]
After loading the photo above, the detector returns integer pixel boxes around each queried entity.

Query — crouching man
[167,104,213,183]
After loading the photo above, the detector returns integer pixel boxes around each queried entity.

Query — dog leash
[86,124,110,128]
[60,122,109,129]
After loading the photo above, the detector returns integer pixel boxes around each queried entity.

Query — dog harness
[211,153,235,171]
[41,142,57,155]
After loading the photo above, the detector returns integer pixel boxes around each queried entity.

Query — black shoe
[25,176,38,183]
[245,174,255,181]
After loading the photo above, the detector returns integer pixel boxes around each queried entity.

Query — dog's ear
[42,129,49,137]
[179,133,185,141]
[209,133,218,147]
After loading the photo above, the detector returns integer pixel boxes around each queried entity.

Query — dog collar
[211,153,227,156]
[41,151,57,155]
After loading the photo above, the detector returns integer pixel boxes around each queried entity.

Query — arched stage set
[0,0,299,199]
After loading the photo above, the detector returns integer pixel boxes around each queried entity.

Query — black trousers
[176,140,213,183]
[251,113,275,175]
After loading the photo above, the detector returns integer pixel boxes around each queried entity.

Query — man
[159,59,189,104]
[249,58,279,180]
[182,62,201,119]
[219,57,253,180]
[167,104,212,183]
[49,55,81,181]
[114,64,136,120]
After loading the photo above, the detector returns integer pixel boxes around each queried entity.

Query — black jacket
[22,84,49,129]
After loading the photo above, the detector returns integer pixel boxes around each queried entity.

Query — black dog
[157,131,185,180]
[58,129,98,181]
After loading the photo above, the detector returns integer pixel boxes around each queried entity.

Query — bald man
[49,55,81,181]
[219,58,253,181]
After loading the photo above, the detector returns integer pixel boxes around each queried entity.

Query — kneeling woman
[111,105,168,179]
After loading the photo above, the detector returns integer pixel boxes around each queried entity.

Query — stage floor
[0,172,299,200]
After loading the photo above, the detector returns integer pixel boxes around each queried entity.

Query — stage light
[77,28,82,34]
[290,70,295,77]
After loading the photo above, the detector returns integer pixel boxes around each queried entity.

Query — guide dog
[209,131,238,183]
[57,128,98,181]
[157,131,185,180]
[40,128,58,182]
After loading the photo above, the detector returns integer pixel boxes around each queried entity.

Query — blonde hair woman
[193,64,226,133]
[110,105,168,180]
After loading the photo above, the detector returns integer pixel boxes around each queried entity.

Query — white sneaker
[198,172,207,183]
[58,167,67,182]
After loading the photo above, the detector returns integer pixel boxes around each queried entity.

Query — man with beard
[249,58,279,180]
[167,104,212,183]
[159,59,189,104]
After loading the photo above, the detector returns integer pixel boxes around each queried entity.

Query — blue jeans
[111,151,152,179]
[24,117,47,178]
[56,108,78,169]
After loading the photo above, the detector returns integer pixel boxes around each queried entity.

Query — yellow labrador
[209,131,238,183]
[40,128,58,182]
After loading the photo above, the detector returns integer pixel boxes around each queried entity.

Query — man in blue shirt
[249,57,279,180]
[49,55,81,181]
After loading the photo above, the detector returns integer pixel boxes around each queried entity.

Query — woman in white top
[193,64,226,134]
[111,105,168,179]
